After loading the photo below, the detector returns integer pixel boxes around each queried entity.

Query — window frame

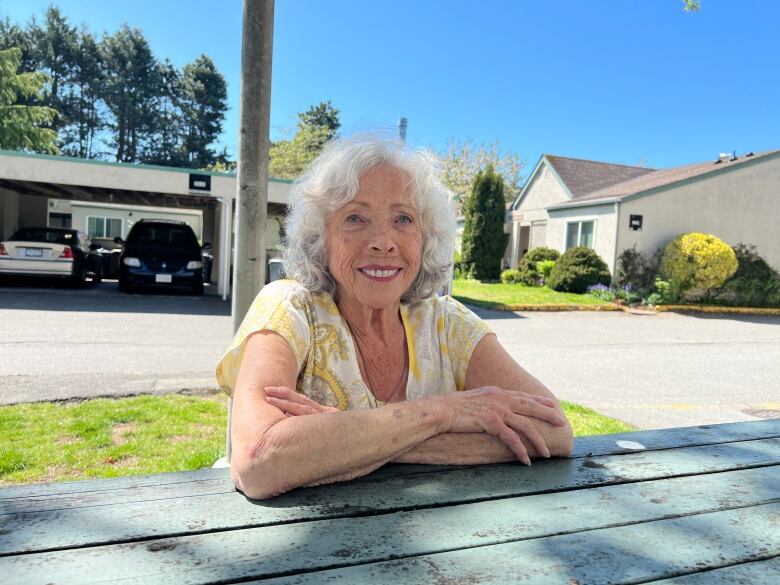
[564,219,597,250]
[86,216,123,239]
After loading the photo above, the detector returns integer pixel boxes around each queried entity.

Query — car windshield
[128,224,198,247]
[10,228,76,245]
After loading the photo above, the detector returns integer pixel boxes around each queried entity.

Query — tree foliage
[0,47,58,152]
[461,165,509,281]
[660,232,738,293]
[440,138,524,211]
[0,7,228,167]
[269,101,341,179]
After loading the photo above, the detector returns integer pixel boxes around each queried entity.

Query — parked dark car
[0,227,102,286]
[115,219,210,295]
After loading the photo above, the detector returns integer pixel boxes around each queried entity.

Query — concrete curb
[486,303,621,312]
[460,299,780,317]
[655,304,780,317]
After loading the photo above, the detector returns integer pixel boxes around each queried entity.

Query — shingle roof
[550,150,780,209]
[545,155,655,198]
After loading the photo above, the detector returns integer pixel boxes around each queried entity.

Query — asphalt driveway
[1,282,778,430]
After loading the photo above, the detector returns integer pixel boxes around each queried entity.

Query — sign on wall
[629,214,643,231]
[189,173,211,192]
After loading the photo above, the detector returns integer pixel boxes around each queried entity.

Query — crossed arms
[229,331,574,500]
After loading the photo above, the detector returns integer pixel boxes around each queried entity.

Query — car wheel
[192,281,204,296]
[71,263,88,288]
[91,264,103,284]
[118,279,135,294]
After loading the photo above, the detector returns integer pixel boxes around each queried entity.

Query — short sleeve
[441,296,493,391]
[215,280,312,397]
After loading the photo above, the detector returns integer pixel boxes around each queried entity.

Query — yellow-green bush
[659,233,738,293]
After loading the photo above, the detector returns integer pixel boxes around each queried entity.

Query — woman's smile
[358,265,403,281]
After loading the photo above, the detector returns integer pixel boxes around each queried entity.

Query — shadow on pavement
[0,279,231,316]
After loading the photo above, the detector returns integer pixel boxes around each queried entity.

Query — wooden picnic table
[1,419,779,584]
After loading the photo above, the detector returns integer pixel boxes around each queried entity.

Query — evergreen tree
[100,25,161,162]
[460,165,509,281]
[297,100,340,138]
[179,54,227,168]
[26,6,78,140]
[0,47,58,152]
[269,101,340,179]
[60,28,104,157]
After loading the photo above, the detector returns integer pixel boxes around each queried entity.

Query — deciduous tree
[440,139,524,211]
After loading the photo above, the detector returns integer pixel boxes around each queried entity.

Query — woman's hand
[437,387,568,465]
[264,386,339,417]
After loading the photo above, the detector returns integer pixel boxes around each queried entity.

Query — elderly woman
[216,135,573,500]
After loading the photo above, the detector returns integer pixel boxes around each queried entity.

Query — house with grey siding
[508,150,780,276]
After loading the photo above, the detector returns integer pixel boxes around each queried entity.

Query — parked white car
[0,227,103,285]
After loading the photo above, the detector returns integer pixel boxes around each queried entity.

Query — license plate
[155,274,173,283]
[24,248,43,257]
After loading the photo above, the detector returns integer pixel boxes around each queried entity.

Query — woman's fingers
[510,395,566,426]
[265,396,319,415]
[497,427,531,465]
[506,414,551,459]
[264,387,337,415]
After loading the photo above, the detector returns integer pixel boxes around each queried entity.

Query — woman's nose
[369,222,397,253]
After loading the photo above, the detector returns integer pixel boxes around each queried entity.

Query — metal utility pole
[224,0,275,464]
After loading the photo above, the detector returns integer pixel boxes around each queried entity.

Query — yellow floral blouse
[216,280,492,410]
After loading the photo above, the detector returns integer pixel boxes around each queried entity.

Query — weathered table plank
[649,555,780,584]
[259,504,780,585]
[2,436,778,555]
[2,419,777,502]
[3,467,778,584]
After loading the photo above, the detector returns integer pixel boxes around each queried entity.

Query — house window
[565,220,595,250]
[87,216,122,239]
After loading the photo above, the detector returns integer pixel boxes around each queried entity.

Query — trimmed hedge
[548,247,611,293]
[515,247,560,285]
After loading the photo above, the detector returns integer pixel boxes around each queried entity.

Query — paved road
[0,282,231,404]
[1,282,779,430]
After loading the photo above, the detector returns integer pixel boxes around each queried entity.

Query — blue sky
[2,0,779,172]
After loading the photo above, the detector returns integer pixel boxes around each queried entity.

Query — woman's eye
[397,214,413,224]
[345,214,362,223]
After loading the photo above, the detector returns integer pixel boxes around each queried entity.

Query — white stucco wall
[548,203,619,274]
[513,162,570,221]
[616,155,780,272]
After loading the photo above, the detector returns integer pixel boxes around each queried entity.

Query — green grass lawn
[452,279,612,309]
[0,394,633,486]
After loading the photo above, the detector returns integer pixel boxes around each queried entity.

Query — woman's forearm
[232,396,447,499]
[392,416,573,465]
[392,432,515,464]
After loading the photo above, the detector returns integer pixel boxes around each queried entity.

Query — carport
[0,149,291,299]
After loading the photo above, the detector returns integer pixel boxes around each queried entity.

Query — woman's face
[325,164,423,310]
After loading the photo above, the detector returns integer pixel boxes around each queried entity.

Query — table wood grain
[2,420,778,584]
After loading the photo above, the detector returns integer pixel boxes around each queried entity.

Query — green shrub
[730,244,777,281]
[644,292,664,307]
[616,245,661,294]
[708,246,780,307]
[548,247,611,293]
[537,260,556,282]
[500,269,522,284]
[653,278,674,303]
[515,247,560,285]
[659,233,738,295]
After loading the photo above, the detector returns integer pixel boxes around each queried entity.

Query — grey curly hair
[282,134,456,303]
